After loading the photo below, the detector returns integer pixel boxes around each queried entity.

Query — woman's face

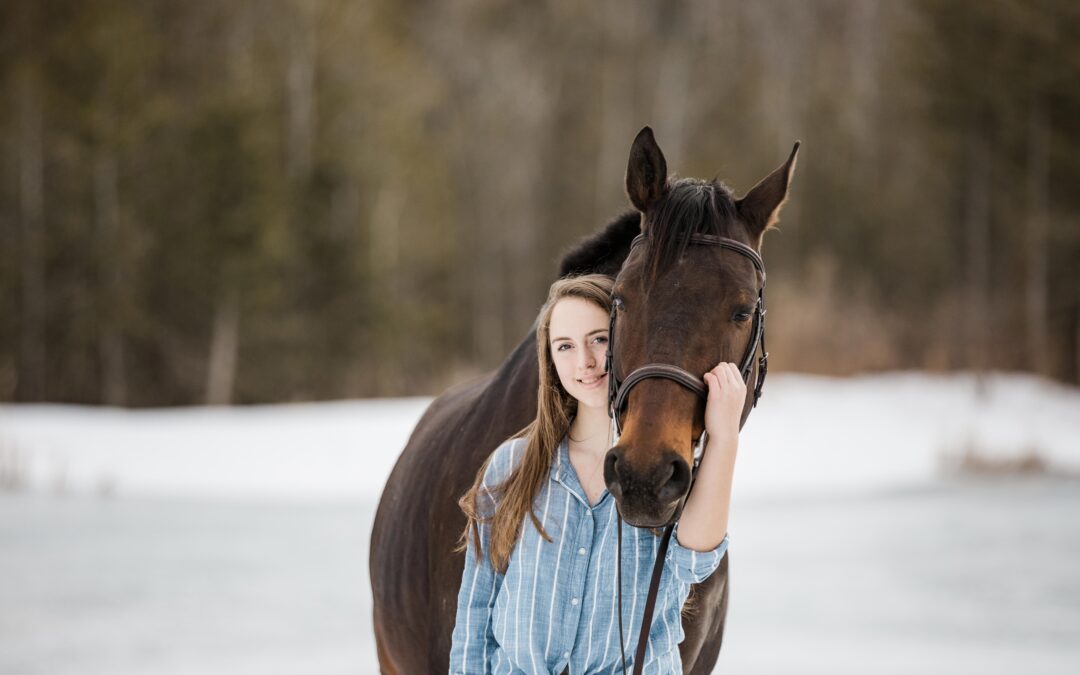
[548,296,610,410]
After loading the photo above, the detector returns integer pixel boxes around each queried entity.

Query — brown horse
[370,127,798,673]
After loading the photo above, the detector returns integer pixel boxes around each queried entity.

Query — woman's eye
[592,336,609,345]
[556,343,572,351]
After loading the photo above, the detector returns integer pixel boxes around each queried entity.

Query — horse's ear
[736,141,800,241]
[625,126,668,215]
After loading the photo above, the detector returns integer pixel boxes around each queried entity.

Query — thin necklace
[568,432,587,442]
[568,410,610,445]
[568,428,604,443]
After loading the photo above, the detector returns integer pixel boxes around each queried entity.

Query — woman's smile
[576,372,607,389]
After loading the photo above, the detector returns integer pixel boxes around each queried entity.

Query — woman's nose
[578,348,595,369]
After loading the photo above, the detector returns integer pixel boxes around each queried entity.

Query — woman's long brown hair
[454,274,615,574]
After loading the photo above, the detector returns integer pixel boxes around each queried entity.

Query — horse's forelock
[642,179,739,283]
[556,179,740,284]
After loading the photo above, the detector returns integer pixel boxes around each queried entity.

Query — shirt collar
[550,434,566,483]
[552,433,610,509]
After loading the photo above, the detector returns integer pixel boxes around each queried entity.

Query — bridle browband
[610,230,769,675]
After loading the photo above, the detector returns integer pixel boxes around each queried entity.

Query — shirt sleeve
[449,446,513,674]
[664,522,728,584]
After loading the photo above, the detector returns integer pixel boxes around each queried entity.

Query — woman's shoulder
[484,436,529,487]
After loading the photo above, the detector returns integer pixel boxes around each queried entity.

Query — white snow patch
[0,398,428,501]
[0,371,1077,502]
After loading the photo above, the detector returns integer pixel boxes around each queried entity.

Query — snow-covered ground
[1,371,1077,503]
[1,371,1078,675]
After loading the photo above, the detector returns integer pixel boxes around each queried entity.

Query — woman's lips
[577,373,608,389]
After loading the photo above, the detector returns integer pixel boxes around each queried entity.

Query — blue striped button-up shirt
[450,435,729,674]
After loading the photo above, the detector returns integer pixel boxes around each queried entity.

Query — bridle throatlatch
[609,232,769,675]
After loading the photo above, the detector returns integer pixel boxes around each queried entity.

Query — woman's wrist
[704,428,738,457]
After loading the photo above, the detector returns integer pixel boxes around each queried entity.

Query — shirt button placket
[563,509,593,671]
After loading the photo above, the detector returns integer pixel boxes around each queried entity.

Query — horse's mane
[557,210,641,278]
[556,178,739,283]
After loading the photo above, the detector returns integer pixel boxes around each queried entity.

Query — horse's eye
[733,311,752,322]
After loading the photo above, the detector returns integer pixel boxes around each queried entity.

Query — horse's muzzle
[604,446,690,527]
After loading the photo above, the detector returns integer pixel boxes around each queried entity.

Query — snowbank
[0,371,1076,502]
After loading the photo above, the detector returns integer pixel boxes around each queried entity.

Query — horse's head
[604,126,799,528]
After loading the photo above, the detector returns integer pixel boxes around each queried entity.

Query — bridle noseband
[610,231,769,675]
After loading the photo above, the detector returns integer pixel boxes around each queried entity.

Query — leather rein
[609,232,768,674]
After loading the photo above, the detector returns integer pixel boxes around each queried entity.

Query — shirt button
[563,651,570,659]
[577,547,586,555]
[571,597,579,605]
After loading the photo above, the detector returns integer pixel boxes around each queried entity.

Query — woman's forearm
[672,432,738,552]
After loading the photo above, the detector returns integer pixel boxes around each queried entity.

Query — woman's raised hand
[703,362,746,441]
[678,362,745,552]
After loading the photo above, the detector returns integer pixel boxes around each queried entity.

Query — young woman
[450,273,745,674]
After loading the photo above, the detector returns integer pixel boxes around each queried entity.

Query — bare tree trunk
[227,0,256,95]
[593,0,637,225]
[500,55,555,341]
[330,179,360,241]
[369,174,405,390]
[849,0,882,189]
[505,132,543,340]
[16,67,46,401]
[205,292,240,405]
[1024,104,1049,375]
[963,131,991,373]
[470,205,504,366]
[94,149,127,405]
[285,2,315,182]
[652,8,692,168]
[370,176,403,285]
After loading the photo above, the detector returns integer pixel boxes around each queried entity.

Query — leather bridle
[608,232,768,438]
[610,231,769,675]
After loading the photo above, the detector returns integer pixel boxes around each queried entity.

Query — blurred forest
[1,0,1078,406]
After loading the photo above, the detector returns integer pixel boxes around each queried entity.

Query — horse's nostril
[657,457,690,503]
[604,450,623,498]
[605,449,690,505]
[604,450,620,480]
[657,460,674,484]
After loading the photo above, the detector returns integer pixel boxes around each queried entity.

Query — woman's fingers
[704,368,721,390]
[703,362,746,439]
[727,363,742,386]
[705,362,745,389]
